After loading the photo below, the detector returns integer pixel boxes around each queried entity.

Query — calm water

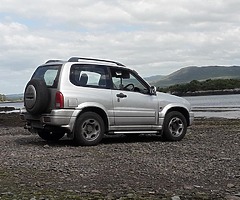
[1,94,239,118]
[184,94,240,119]
[0,102,24,113]
[0,101,24,109]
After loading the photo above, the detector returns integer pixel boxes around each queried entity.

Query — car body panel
[111,90,159,125]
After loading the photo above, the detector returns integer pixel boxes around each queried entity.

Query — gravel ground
[0,113,240,200]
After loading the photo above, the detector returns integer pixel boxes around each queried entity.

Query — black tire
[24,79,49,115]
[37,130,65,141]
[162,111,187,141]
[74,112,105,146]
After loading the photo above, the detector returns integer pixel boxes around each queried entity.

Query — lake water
[0,94,239,118]
[184,94,240,119]
[0,102,24,109]
[0,102,24,113]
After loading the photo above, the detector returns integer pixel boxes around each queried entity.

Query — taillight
[55,91,64,108]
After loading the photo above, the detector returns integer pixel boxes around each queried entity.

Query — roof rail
[68,57,125,67]
[45,60,64,64]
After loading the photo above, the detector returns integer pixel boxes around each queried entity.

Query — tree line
[0,94,7,101]
[157,79,240,95]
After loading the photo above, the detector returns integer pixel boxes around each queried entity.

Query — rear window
[32,65,61,88]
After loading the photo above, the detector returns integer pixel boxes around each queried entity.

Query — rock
[183,185,194,190]
[171,195,181,200]
[235,193,240,197]
[193,185,203,188]
[127,193,134,198]
[148,191,155,194]
[227,183,235,188]
[91,189,101,194]
[1,192,13,196]
[35,181,42,187]
[225,195,240,200]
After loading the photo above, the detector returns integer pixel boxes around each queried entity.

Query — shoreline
[0,106,239,120]
[174,89,240,97]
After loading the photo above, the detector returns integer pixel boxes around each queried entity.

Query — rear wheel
[37,130,65,141]
[74,112,105,146]
[162,111,187,141]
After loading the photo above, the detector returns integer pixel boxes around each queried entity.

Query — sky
[1,0,240,94]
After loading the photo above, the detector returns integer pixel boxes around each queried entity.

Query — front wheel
[74,112,105,146]
[162,111,187,141]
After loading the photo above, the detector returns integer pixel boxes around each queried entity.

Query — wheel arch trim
[159,104,191,126]
[69,102,110,133]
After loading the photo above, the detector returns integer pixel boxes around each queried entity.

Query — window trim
[31,64,62,88]
[109,67,151,94]
[69,64,111,89]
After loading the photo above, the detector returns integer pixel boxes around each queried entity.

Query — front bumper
[189,111,194,126]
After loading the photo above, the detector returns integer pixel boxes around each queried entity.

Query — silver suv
[20,57,194,146]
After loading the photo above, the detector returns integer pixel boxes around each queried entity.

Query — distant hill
[153,66,240,87]
[6,93,24,101]
[144,75,164,83]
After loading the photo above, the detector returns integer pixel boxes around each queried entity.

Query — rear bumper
[20,108,77,132]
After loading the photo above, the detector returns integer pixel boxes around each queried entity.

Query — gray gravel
[0,118,240,199]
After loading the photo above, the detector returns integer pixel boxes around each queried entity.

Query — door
[68,64,115,125]
[110,68,159,125]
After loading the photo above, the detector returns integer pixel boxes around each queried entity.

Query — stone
[235,193,240,197]
[225,195,240,200]
[227,183,235,188]
[171,195,181,200]
[91,189,101,194]
[183,185,194,190]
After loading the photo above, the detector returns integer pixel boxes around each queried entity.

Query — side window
[70,64,109,88]
[111,69,149,94]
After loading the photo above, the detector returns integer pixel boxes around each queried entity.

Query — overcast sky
[1,0,240,94]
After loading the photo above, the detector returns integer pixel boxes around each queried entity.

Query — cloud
[1,0,240,94]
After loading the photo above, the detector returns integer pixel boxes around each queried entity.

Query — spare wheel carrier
[24,79,50,115]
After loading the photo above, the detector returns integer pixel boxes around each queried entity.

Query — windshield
[32,65,61,88]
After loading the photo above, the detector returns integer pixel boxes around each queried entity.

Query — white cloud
[1,0,240,94]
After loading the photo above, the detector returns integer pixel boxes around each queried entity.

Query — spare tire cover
[24,79,49,115]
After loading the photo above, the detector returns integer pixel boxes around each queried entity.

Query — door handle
[116,93,127,98]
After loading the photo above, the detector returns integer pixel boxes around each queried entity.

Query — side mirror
[150,86,157,95]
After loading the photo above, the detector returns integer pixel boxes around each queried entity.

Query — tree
[0,94,6,101]
[157,78,240,95]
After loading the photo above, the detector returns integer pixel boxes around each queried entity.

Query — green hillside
[0,94,24,102]
[152,66,240,87]
[144,75,164,83]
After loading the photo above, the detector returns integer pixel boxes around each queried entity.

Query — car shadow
[14,134,165,147]
[101,134,164,145]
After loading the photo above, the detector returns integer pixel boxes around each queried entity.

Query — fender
[67,102,112,132]
[158,103,190,125]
